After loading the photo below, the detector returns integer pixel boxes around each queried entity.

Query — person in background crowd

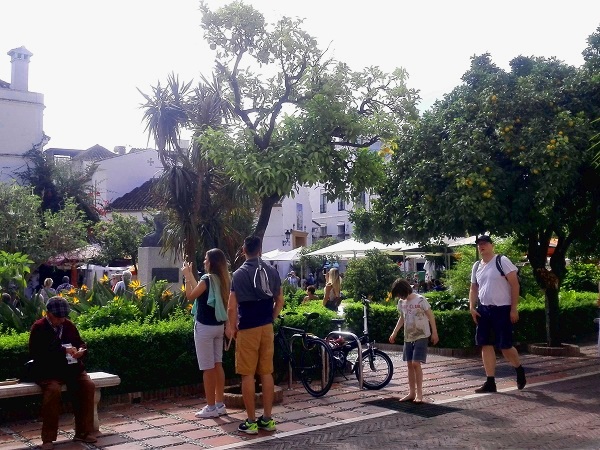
[323,268,342,312]
[113,270,132,295]
[39,278,57,304]
[56,276,74,294]
[286,271,299,289]
[302,285,319,304]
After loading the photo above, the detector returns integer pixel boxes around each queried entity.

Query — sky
[2,0,600,151]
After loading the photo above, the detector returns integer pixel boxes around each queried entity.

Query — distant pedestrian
[389,279,439,403]
[469,235,526,393]
[113,270,132,295]
[323,268,342,312]
[56,276,74,294]
[286,271,299,289]
[302,285,319,304]
[39,278,56,304]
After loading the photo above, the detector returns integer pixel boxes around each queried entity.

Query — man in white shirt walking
[469,235,526,393]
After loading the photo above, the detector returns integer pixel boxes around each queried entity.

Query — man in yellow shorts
[226,236,284,434]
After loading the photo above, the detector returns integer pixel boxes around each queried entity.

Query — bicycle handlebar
[277,311,320,335]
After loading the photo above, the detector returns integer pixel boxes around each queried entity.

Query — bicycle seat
[330,318,345,326]
[303,312,319,320]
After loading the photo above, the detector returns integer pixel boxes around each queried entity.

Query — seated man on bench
[29,296,97,450]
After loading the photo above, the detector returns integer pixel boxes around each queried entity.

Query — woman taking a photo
[182,248,230,418]
[323,267,342,312]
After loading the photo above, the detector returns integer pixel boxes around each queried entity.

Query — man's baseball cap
[46,296,70,318]
[475,235,493,244]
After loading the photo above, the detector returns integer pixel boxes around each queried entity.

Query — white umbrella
[271,247,303,262]
[261,249,285,260]
[445,236,477,247]
[306,239,387,256]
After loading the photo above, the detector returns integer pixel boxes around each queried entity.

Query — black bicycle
[327,297,394,390]
[273,311,335,397]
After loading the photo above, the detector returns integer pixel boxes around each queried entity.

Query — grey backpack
[240,259,274,300]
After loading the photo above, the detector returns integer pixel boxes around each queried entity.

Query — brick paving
[0,343,598,449]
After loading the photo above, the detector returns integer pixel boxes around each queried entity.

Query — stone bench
[0,372,120,430]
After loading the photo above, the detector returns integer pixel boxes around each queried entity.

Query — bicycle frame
[275,312,332,392]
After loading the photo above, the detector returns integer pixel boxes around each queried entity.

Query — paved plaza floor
[1,343,598,449]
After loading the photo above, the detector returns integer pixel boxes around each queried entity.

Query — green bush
[343,250,399,301]
[74,300,141,330]
[283,288,307,310]
[277,302,338,339]
[562,263,600,292]
[423,290,469,311]
[444,245,477,299]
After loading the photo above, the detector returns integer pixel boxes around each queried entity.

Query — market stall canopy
[46,244,100,267]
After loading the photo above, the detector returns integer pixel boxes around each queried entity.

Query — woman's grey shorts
[194,321,224,371]
[403,337,429,363]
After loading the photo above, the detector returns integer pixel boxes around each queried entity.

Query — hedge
[0,293,597,395]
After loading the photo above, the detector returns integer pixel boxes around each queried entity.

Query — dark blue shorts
[475,305,513,349]
[403,337,429,363]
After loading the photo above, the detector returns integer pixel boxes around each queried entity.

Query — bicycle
[327,296,394,390]
[273,311,335,397]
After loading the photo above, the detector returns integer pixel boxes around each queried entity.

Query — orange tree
[353,27,600,346]
[197,1,419,240]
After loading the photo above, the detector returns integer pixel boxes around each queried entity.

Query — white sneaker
[216,403,227,416]
[195,405,219,418]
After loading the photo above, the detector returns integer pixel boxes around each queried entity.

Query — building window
[337,224,345,237]
[320,193,327,214]
[338,199,345,211]
[357,192,366,208]
[320,225,327,237]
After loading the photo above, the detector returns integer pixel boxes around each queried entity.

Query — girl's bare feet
[413,396,423,404]
[399,394,415,402]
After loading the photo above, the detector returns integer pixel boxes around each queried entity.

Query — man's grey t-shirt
[231,257,281,330]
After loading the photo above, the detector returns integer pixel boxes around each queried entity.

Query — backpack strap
[495,254,506,277]
[473,260,481,286]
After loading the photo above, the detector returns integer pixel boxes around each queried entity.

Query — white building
[262,188,312,252]
[0,46,46,182]
[93,147,163,212]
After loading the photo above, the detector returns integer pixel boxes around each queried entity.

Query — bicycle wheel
[273,338,290,386]
[298,337,335,397]
[355,348,393,390]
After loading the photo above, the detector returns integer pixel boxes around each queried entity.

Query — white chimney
[7,46,33,91]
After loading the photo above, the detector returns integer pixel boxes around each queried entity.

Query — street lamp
[282,229,292,246]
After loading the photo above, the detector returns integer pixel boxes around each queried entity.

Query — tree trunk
[544,286,561,347]
[527,232,564,347]
[253,193,281,241]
